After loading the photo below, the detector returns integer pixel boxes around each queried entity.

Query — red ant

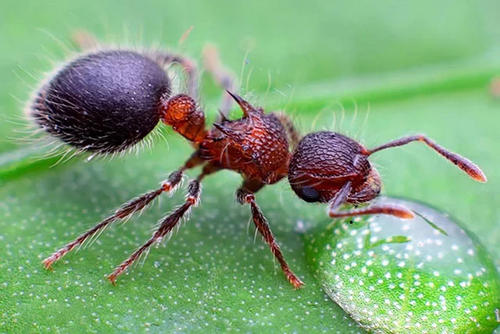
[31,40,487,289]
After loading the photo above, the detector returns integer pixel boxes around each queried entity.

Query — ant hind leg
[108,178,202,284]
[202,44,238,120]
[42,154,204,269]
[107,163,219,284]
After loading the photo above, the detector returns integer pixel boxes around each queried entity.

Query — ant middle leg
[42,153,204,269]
[328,182,414,220]
[237,181,304,288]
[202,44,238,120]
[108,163,219,284]
[274,112,301,149]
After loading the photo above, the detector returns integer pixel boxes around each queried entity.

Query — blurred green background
[0,0,499,332]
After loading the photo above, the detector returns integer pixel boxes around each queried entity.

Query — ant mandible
[32,38,486,289]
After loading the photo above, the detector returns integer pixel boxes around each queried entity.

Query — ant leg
[108,179,201,284]
[237,183,304,289]
[71,30,99,50]
[202,44,238,120]
[274,112,301,149]
[364,134,486,183]
[107,164,219,284]
[151,51,199,99]
[42,174,176,269]
[328,182,414,219]
[42,154,203,269]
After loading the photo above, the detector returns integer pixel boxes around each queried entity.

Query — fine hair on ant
[32,33,487,288]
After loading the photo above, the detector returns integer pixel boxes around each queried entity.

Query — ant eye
[299,186,320,202]
[29,50,171,154]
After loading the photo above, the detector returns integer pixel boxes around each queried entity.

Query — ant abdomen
[30,50,171,154]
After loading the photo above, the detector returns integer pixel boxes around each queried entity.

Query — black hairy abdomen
[31,50,170,153]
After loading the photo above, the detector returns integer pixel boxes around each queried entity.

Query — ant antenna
[364,134,487,183]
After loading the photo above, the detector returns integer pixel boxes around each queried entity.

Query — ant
[31,39,487,289]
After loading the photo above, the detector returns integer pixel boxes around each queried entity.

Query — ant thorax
[159,91,292,185]
[199,103,290,185]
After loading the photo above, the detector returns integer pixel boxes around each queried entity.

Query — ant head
[30,50,171,154]
[288,131,380,203]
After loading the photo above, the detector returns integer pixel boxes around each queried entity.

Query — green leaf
[2,85,499,331]
[1,0,500,332]
[305,197,500,333]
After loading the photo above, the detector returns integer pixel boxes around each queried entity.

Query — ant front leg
[328,182,414,220]
[365,134,487,183]
[237,182,304,289]
[42,154,203,269]
[108,179,201,284]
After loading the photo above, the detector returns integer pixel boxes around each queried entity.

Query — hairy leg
[108,179,201,283]
[237,182,304,288]
[42,154,203,269]
[107,163,219,284]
